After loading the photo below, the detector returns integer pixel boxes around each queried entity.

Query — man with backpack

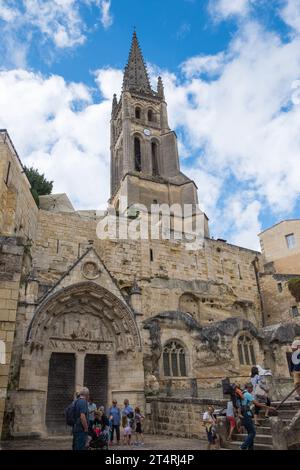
[71,387,90,450]
[240,383,275,450]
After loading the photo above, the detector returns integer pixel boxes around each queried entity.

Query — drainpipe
[252,256,265,327]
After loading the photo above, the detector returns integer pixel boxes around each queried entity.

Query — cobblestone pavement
[1,434,207,451]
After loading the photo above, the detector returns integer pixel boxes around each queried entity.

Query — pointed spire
[123,30,153,94]
[112,93,118,116]
[157,76,165,99]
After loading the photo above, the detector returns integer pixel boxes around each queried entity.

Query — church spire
[123,31,153,94]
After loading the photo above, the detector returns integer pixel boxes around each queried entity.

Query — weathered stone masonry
[0,33,300,439]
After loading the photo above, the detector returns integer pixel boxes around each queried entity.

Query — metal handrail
[275,383,300,410]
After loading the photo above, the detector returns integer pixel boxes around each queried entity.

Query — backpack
[240,391,253,417]
[222,379,242,409]
[65,399,78,427]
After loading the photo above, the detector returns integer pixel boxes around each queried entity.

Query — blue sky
[0,0,300,250]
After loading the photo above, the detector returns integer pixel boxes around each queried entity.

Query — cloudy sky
[0,0,300,250]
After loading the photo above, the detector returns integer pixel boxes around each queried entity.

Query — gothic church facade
[0,33,299,438]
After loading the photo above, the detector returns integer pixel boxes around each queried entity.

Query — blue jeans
[73,431,88,450]
[241,415,256,450]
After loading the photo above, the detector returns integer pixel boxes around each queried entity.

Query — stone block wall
[0,131,38,240]
[145,396,227,439]
[0,236,24,437]
[32,210,262,327]
[259,220,300,267]
[260,273,300,325]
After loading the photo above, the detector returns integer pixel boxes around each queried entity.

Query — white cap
[291,339,300,349]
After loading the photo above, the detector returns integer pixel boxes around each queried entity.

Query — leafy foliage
[287,278,300,303]
[24,166,53,207]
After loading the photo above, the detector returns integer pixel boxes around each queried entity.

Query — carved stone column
[75,352,86,393]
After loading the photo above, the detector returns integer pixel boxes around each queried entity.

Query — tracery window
[237,335,256,365]
[163,341,187,377]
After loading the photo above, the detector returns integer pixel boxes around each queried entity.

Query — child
[226,400,236,440]
[108,413,114,445]
[134,407,144,446]
[123,412,133,446]
[121,414,128,445]
[202,405,218,450]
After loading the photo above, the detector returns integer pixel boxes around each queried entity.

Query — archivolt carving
[27,282,141,354]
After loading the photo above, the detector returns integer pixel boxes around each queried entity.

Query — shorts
[136,422,143,434]
[227,416,236,427]
[293,371,300,385]
[206,428,217,444]
[124,426,132,436]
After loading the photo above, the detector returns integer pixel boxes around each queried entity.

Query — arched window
[135,107,141,119]
[151,142,159,176]
[148,109,154,122]
[134,137,142,172]
[163,341,187,377]
[237,335,256,365]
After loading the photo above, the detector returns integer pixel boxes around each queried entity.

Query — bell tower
[110,31,209,237]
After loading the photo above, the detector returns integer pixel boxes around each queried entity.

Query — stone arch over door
[19,282,143,436]
[27,281,141,350]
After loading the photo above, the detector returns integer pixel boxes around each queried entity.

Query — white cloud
[94,67,123,99]
[224,197,262,249]
[158,17,300,246]
[0,0,114,66]
[209,0,252,20]
[181,52,226,78]
[281,0,300,34]
[0,1,18,22]
[0,68,122,209]
[100,0,113,29]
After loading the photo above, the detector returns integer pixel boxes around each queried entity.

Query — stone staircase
[224,400,300,450]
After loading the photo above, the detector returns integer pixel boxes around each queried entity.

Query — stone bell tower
[110,31,209,236]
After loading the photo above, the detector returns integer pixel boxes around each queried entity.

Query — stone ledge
[146,396,227,406]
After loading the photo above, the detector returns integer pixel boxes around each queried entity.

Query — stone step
[226,441,273,450]
[277,410,298,419]
[272,400,300,409]
[255,418,291,428]
[232,434,273,445]
[251,426,272,435]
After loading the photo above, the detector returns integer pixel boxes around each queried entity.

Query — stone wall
[145,396,227,440]
[0,131,38,240]
[31,210,262,327]
[0,237,24,437]
[259,220,300,271]
[260,273,300,325]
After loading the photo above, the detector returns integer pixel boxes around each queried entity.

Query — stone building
[0,32,299,439]
[259,220,300,325]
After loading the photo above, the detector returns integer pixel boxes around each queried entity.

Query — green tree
[24,166,53,207]
[288,278,300,303]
